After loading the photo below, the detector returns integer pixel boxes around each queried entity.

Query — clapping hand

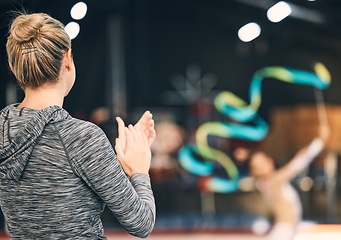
[114,111,155,177]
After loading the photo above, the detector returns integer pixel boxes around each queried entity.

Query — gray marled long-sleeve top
[0,104,156,239]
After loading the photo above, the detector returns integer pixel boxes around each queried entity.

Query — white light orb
[70,2,88,20]
[65,22,80,40]
[238,22,261,42]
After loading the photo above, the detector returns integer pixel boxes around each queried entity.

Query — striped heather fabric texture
[0,104,155,239]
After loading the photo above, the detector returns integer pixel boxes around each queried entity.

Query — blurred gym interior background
[1,0,341,239]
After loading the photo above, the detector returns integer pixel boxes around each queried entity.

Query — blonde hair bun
[10,13,45,43]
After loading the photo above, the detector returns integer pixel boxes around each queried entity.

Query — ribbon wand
[314,87,328,128]
[313,62,331,135]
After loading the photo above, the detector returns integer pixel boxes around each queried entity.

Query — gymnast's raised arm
[275,122,329,182]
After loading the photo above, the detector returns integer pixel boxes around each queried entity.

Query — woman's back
[0,104,155,239]
[2,11,156,239]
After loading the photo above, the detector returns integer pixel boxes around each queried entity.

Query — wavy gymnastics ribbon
[178,63,331,193]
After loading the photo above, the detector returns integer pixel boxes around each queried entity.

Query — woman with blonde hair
[0,12,156,239]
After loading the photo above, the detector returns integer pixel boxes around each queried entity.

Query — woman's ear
[64,49,73,71]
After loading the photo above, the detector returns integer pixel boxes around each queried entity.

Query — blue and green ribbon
[179,63,331,193]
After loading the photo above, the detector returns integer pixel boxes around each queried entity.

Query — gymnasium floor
[104,225,341,240]
[106,233,264,240]
[0,225,339,239]
[0,232,264,240]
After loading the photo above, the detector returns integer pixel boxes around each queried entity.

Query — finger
[148,128,156,146]
[115,138,124,159]
[116,117,126,138]
[135,111,152,136]
[148,119,154,130]
[135,111,152,130]
[131,124,149,147]
[136,112,154,143]
[116,117,127,152]
[129,124,143,142]
[128,124,136,133]
[147,119,156,145]
[142,118,154,137]
[125,126,135,147]
[137,125,149,141]
[148,119,155,132]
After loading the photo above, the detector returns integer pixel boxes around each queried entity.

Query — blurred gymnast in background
[249,120,329,240]
[0,12,155,239]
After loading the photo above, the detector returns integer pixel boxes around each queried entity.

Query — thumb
[116,116,126,152]
[116,117,126,137]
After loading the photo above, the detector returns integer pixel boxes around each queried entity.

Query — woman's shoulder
[59,117,106,139]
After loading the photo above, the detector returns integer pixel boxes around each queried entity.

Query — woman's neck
[17,85,65,109]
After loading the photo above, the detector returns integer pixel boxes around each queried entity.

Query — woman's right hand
[115,118,151,177]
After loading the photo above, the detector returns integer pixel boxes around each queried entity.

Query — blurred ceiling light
[238,22,261,42]
[237,0,325,24]
[70,2,88,20]
[65,22,80,40]
[267,1,292,23]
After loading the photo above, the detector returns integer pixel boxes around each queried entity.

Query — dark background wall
[1,0,341,117]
